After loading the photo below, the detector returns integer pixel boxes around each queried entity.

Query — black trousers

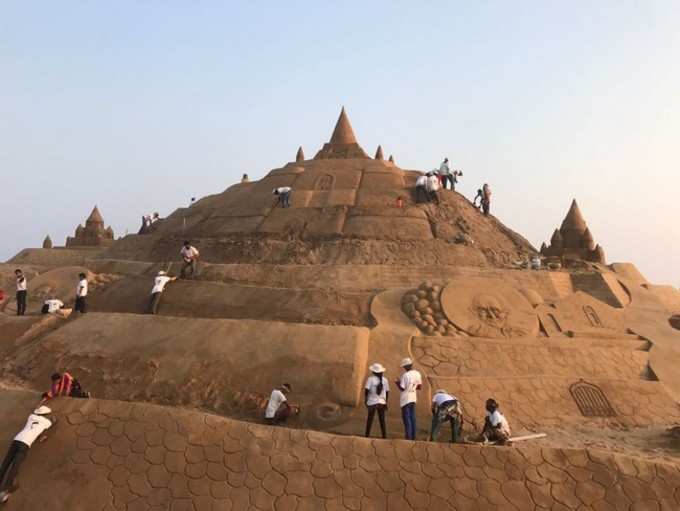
[0,441,28,493]
[75,296,87,313]
[147,292,162,314]
[441,175,451,190]
[15,291,27,316]
[180,260,196,279]
[365,404,387,438]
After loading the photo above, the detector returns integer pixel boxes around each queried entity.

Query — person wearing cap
[394,358,422,440]
[273,187,292,208]
[478,398,511,444]
[179,241,200,279]
[364,363,389,438]
[74,272,88,313]
[429,389,464,443]
[147,271,177,314]
[14,269,27,316]
[0,406,55,503]
[264,383,299,425]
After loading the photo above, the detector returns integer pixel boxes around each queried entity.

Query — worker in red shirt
[40,372,90,404]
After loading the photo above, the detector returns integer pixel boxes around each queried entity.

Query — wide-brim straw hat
[34,406,52,415]
[157,270,167,276]
[400,357,413,367]
[369,363,386,373]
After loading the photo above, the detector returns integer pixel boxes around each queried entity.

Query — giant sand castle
[2,109,680,510]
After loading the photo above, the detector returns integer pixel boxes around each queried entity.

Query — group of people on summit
[268,157,491,214]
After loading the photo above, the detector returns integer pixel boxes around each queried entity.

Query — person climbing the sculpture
[395,358,422,440]
[179,241,200,279]
[473,188,483,209]
[415,174,429,203]
[272,186,292,208]
[264,383,299,425]
[40,372,90,404]
[477,398,511,444]
[14,269,27,316]
[74,272,88,313]
[364,363,389,439]
[147,270,177,314]
[426,172,441,204]
[0,406,56,503]
[439,158,451,189]
[451,168,463,192]
[428,389,464,443]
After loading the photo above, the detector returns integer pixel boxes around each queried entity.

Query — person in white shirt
[439,158,451,190]
[180,241,200,279]
[426,174,441,204]
[273,187,292,208]
[480,398,511,444]
[481,183,492,216]
[74,273,88,313]
[364,363,389,438]
[147,271,177,314]
[14,269,27,316]
[41,298,72,318]
[264,383,298,424]
[0,406,55,503]
[429,389,464,443]
[415,174,429,203]
[394,358,422,440]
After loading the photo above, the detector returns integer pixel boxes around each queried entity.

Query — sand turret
[66,206,115,247]
[314,107,369,160]
[296,146,305,163]
[541,199,605,263]
[42,235,53,249]
[374,145,384,160]
[388,155,395,163]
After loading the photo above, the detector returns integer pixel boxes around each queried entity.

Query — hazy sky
[2,2,678,285]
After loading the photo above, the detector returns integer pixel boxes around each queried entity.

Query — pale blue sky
[2,2,678,284]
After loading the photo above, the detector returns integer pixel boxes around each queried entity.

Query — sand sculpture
[2,108,680,509]
[42,235,52,249]
[66,206,115,248]
[540,199,606,264]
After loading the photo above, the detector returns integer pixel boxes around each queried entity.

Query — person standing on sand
[264,383,299,424]
[481,183,492,216]
[74,272,88,313]
[14,269,27,316]
[0,406,55,503]
[395,358,422,440]
[273,187,292,208]
[364,363,389,438]
[147,271,177,314]
[439,158,451,190]
[415,174,429,203]
[426,173,441,205]
[179,241,200,279]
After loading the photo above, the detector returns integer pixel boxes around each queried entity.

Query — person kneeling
[264,383,299,425]
[478,398,511,444]
[41,297,72,319]
[40,372,90,405]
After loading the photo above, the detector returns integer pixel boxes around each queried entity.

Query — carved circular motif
[440,278,539,338]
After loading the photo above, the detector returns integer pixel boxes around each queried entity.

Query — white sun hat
[369,363,386,373]
[157,270,167,276]
[400,357,413,368]
[33,406,52,415]
[434,389,448,395]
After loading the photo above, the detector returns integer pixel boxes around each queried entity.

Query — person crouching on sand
[364,363,389,438]
[264,383,299,424]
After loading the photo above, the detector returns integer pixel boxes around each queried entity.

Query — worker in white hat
[364,363,389,438]
[0,406,55,503]
[429,389,464,443]
[394,357,422,440]
[147,270,177,314]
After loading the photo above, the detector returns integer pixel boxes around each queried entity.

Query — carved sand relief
[440,278,539,338]
[570,380,617,417]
